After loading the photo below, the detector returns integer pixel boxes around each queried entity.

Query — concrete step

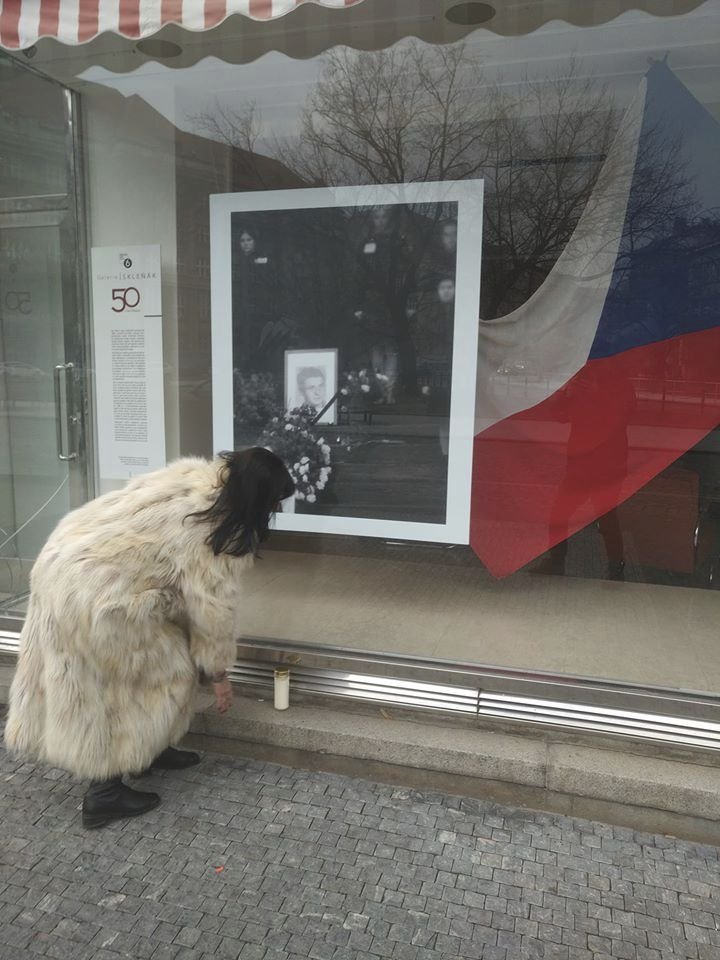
[3,658,720,844]
[188,692,720,846]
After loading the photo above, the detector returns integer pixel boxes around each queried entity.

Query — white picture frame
[285,348,338,425]
[210,179,483,544]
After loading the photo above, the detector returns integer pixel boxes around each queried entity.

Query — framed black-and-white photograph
[211,180,483,543]
[285,348,338,425]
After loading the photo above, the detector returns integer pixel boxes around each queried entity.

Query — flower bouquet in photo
[233,371,282,442]
[339,369,392,415]
[257,405,350,511]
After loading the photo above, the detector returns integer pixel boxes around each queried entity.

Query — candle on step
[274,668,290,710]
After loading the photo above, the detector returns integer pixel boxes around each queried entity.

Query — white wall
[83,88,180,493]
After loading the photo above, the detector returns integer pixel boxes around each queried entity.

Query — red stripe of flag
[205,0,227,28]
[78,0,100,42]
[119,0,142,37]
[39,0,61,37]
[0,0,22,48]
[470,327,720,578]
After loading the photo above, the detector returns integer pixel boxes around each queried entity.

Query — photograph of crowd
[211,182,482,541]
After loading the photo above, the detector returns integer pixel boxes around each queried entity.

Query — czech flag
[471,61,720,578]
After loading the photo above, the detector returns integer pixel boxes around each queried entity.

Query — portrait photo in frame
[210,179,483,543]
[285,348,338,425]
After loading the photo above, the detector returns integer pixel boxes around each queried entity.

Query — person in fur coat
[4,448,294,829]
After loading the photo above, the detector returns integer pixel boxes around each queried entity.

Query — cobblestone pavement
[1,741,720,960]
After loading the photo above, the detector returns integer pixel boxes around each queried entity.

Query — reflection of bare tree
[195,42,696,324]
[189,99,275,188]
[192,99,262,154]
[273,48,629,320]
[535,83,696,286]
[278,45,495,185]
[615,123,696,279]
[480,66,618,317]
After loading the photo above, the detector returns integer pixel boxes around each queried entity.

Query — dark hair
[188,448,295,557]
[297,366,325,388]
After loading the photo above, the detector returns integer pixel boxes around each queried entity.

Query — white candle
[274,668,290,710]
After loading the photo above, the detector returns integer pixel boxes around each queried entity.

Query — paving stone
[0,727,718,960]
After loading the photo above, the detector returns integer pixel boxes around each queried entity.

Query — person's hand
[213,678,233,714]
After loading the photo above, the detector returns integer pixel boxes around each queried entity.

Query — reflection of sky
[78,53,323,146]
[76,1,720,148]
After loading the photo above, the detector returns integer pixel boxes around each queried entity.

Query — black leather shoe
[82,778,160,830]
[151,747,201,770]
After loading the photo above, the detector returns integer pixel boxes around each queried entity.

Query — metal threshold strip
[3,628,720,751]
[231,637,720,752]
[229,661,720,751]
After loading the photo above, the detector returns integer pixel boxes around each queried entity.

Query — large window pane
[20,0,719,693]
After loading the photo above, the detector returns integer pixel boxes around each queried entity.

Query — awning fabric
[0,0,363,50]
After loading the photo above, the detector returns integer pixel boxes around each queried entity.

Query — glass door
[0,55,90,623]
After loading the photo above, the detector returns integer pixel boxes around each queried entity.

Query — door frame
[0,59,94,630]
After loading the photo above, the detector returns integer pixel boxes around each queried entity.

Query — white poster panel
[91,245,166,483]
[211,181,483,544]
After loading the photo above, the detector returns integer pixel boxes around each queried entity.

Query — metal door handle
[54,362,78,461]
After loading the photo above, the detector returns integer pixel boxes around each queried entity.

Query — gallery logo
[112,287,141,312]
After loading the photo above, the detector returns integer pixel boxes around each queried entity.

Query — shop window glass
[12,0,719,693]
[0,60,67,198]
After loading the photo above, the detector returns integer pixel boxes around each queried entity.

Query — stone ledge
[189,694,720,844]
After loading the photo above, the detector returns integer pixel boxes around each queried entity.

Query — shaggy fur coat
[4,458,250,780]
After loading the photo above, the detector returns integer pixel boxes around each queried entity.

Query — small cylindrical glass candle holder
[274,668,290,710]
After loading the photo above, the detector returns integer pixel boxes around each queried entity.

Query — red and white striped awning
[0,0,364,50]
